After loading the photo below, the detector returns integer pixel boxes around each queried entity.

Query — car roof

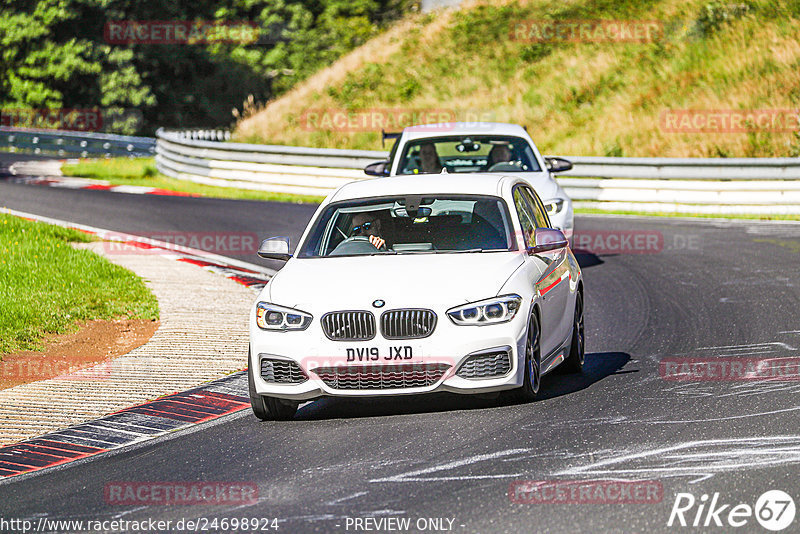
[329,173,515,203]
[399,122,529,141]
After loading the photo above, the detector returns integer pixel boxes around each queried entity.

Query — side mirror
[530,228,568,254]
[545,157,573,173]
[364,160,390,176]
[258,236,292,261]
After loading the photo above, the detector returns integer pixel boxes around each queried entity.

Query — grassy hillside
[234,0,800,157]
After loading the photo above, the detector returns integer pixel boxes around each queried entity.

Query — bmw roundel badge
[372,299,385,308]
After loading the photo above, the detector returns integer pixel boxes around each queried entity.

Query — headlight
[255,302,312,331]
[544,198,565,216]
[447,294,522,326]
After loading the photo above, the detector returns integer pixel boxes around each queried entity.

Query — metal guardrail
[0,127,155,158]
[155,128,384,196]
[4,127,797,214]
[155,128,800,213]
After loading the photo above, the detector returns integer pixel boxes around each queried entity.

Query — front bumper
[249,314,528,400]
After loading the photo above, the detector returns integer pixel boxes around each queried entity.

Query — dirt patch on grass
[0,319,159,390]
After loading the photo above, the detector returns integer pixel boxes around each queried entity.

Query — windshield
[298,195,515,257]
[397,135,542,174]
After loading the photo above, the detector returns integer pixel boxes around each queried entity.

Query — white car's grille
[456,350,511,379]
[380,309,437,339]
[260,358,308,384]
[312,363,451,390]
[321,311,376,341]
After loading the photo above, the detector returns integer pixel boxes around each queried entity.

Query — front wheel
[248,354,299,421]
[505,313,541,402]
[561,292,585,374]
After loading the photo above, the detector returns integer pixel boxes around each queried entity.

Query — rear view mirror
[364,160,390,176]
[258,236,292,261]
[456,138,481,152]
[545,157,573,173]
[530,228,568,254]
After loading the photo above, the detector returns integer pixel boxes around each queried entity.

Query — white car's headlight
[255,302,312,331]
[447,294,522,326]
[544,198,565,216]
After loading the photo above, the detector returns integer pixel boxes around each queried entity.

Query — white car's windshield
[298,195,515,257]
[397,135,542,174]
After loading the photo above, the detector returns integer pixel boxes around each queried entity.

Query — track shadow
[529,351,631,402]
[574,252,604,269]
[292,351,630,421]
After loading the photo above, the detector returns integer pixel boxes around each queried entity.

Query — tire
[248,353,299,421]
[263,396,299,421]
[561,292,585,374]
[505,313,541,402]
[248,361,271,421]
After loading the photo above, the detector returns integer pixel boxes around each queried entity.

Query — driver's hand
[369,235,385,249]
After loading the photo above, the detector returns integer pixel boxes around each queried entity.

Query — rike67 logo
[668,490,796,531]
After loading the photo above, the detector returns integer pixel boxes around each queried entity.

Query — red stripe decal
[539,277,562,296]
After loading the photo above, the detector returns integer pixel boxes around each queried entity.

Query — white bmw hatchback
[248,173,584,420]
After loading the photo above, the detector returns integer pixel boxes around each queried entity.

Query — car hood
[264,252,525,313]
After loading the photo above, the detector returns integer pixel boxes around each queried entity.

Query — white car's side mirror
[258,236,292,261]
[364,160,390,176]
[545,157,573,173]
[530,228,568,254]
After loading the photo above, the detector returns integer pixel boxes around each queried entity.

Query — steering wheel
[330,236,385,256]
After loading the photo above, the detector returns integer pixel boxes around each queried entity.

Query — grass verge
[61,158,325,204]
[0,213,160,356]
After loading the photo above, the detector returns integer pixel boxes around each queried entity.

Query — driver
[418,143,441,174]
[487,144,513,169]
[350,212,386,249]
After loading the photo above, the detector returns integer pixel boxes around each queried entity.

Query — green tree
[0,0,414,134]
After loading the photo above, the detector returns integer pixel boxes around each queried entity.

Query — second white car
[364,122,574,239]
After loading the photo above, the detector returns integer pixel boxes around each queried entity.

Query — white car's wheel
[248,351,299,421]
[560,292,585,374]
[506,313,540,402]
[263,396,299,421]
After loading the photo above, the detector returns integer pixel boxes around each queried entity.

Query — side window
[521,186,551,228]
[512,187,536,247]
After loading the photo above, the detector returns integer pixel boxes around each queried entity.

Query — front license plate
[345,346,418,362]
